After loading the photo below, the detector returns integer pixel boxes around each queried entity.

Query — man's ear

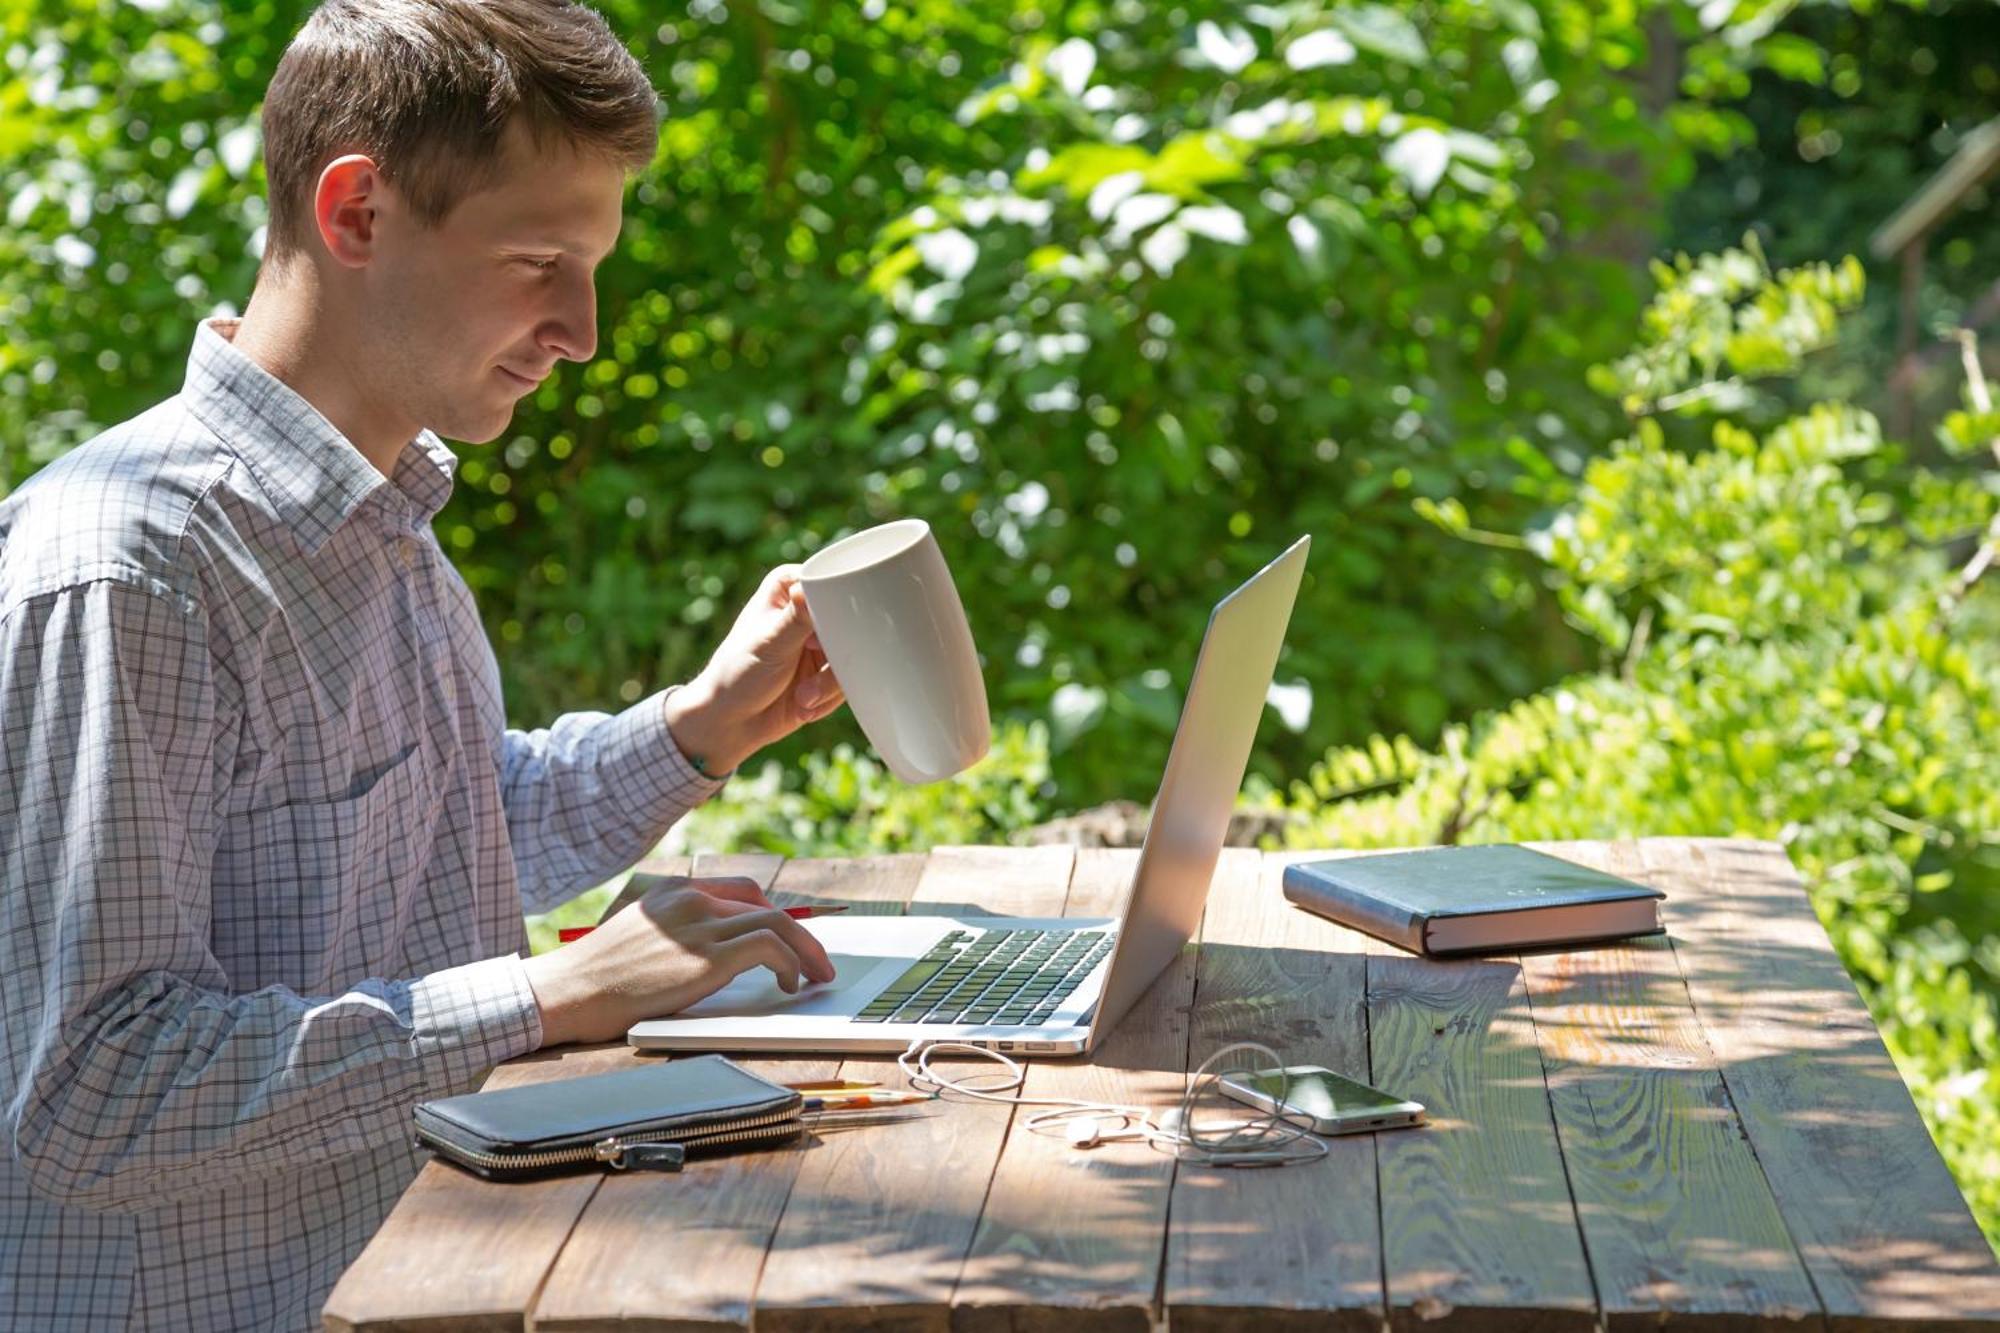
[313,154,386,269]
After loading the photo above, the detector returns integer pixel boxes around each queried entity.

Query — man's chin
[432,409,513,446]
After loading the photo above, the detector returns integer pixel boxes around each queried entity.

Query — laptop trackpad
[675,953,908,1018]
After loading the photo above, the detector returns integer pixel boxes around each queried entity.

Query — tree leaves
[1327,5,1428,65]
[1282,258,2000,1252]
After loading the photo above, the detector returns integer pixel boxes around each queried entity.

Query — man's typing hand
[520,876,838,1047]
[663,564,846,776]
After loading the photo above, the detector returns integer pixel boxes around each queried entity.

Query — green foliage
[1,0,1842,807]
[1672,0,2000,424]
[673,718,1055,856]
[841,0,1691,799]
[1283,243,2000,1251]
[0,0,274,472]
[1588,242,1864,412]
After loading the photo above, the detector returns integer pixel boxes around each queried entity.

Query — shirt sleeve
[0,579,544,1215]
[499,688,728,915]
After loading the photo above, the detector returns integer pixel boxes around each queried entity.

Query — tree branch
[1935,330,2000,628]
[1637,375,1747,416]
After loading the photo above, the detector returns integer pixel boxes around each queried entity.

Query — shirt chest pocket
[210,744,439,992]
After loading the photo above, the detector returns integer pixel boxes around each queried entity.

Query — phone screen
[1241,1068,1411,1119]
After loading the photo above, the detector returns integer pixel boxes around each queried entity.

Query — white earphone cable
[895,1039,1330,1168]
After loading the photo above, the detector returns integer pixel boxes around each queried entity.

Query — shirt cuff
[598,684,731,808]
[408,953,545,1093]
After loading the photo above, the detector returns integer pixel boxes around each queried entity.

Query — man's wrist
[662,676,748,777]
[520,951,584,1048]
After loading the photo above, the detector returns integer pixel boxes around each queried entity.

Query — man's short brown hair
[260,0,658,263]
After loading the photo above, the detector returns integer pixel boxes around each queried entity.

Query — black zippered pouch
[412,1054,804,1179]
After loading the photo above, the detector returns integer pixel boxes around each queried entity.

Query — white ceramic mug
[799,519,990,784]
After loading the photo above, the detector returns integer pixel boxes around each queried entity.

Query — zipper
[416,1107,802,1175]
[596,1117,804,1171]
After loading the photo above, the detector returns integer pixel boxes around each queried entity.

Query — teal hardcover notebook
[1281,845,1665,957]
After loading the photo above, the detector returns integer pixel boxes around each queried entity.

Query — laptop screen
[1086,536,1311,1043]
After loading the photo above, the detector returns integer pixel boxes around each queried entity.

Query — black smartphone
[1218,1065,1426,1135]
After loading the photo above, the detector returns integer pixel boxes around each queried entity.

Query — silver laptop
[628,535,1310,1056]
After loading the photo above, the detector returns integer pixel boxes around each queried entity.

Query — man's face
[365,122,626,445]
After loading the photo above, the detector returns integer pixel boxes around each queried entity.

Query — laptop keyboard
[852,927,1114,1026]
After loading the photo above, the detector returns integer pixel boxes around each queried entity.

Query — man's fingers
[712,928,804,995]
[805,678,845,720]
[793,655,844,716]
[618,871,691,918]
[691,876,774,909]
[708,907,837,984]
[763,563,807,613]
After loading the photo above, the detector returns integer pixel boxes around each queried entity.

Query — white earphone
[896,1038,1330,1169]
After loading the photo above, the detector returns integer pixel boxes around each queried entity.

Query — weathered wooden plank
[334,839,2000,1333]
[751,845,1077,1333]
[761,852,935,911]
[597,852,789,927]
[690,851,790,885]
[949,846,1188,1333]
[594,850,746,922]
[1165,848,1386,1333]
[529,854,931,1333]
[636,849,699,876]
[1518,840,1824,1333]
[320,1044,635,1333]
[320,854,697,1333]
[1367,848,1599,1333]
[1643,838,2000,1332]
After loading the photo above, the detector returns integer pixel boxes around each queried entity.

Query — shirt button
[396,538,418,570]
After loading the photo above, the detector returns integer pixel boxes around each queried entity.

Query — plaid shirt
[0,319,724,1330]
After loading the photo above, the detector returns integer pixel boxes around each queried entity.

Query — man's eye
[520,257,559,273]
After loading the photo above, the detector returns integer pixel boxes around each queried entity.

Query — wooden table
[324,839,2000,1332]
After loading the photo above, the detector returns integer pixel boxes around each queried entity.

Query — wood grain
[1518,841,1823,1333]
[1165,848,1386,1333]
[321,853,695,1333]
[1367,856,1598,1333]
[1643,838,2000,1332]
[327,840,2000,1333]
[949,847,1187,1333]
[528,854,931,1333]
[751,845,1077,1333]
[320,1044,636,1333]
[590,854,714,924]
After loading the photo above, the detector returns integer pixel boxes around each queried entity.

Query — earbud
[901,1038,1330,1170]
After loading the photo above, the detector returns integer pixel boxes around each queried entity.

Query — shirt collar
[181,318,459,553]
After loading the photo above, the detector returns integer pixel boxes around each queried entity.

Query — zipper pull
[593,1136,685,1172]
[622,1142,687,1172]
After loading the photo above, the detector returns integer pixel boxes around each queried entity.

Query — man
[0,2,843,1327]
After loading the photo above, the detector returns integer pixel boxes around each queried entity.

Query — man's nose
[539,272,598,363]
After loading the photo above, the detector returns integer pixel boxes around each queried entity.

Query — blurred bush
[1,0,1835,806]
[1273,241,2000,1251]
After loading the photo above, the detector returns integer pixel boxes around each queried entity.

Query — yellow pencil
[807,1091,933,1112]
